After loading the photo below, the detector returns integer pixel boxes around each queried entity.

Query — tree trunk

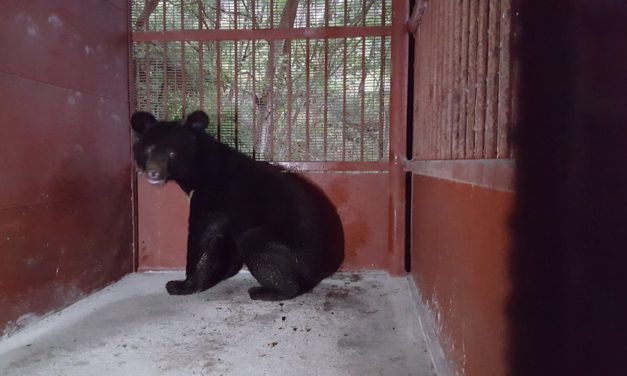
[255,0,300,159]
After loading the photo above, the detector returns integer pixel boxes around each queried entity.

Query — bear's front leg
[166,214,231,295]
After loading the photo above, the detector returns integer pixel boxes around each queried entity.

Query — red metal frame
[274,161,388,172]
[132,26,392,42]
[132,1,404,274]
[388,0,410,275]
[129,0,139,272]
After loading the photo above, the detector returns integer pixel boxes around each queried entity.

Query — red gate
[130,0,409,273]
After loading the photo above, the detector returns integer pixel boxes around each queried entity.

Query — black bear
[130,110,344,301]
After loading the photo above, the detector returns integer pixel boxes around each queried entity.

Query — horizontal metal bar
[273,161,389,172]
[132,26,392,42]
[405,159,515,192]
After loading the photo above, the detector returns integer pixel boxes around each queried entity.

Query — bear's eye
[168,150,176,158]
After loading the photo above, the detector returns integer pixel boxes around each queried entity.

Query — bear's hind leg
[245,242,303,301]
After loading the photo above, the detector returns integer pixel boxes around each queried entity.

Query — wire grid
[411,0,515,160]
[132,0,391,32]
[132,0,390,162]
[133,37,390,162]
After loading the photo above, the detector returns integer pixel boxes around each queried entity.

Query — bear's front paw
[166,280,195,295]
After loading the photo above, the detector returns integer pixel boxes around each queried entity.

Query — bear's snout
[145,168,165,184]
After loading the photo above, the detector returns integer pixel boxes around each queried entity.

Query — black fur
[130,110,344,301]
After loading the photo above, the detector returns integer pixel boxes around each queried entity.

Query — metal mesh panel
[132,0,390,162]
[411,0,516,160]
[132,0,391,32]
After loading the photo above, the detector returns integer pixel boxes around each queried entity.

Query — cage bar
[408,0,515,161]
[305,0,311,158]
[459,0,470,158]
[473,0,488,158]
[378,7,386,160]
[484,0,500,158]
[452,0,462,159]
[287,41,293,160]
[234,42,240,150]
[497,0,512,158]
[131,0,392,163]
[465,0,479,158]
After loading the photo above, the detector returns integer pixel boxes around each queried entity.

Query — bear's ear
[185,110,209,131]
[130,111,157,134]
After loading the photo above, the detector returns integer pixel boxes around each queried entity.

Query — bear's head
[130,110,209,185]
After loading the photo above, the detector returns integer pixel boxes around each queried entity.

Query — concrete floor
[0,272,435,376]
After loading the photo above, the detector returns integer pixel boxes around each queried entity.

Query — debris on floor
[0,272,435,376]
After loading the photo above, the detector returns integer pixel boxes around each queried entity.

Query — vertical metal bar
[234,0,239,30]
[180,1,187,116]
[216,41,222,141]
[459,0,470,158]
[484,0,500,158]
[269,49,275,161]
[360,36,366,161]
[449,0,456,159]
[252,40,257,159]
[162,47,169,117]
[465,0,479,158]
[162,0,166,31]
[430,0,437,159]
[449,0,457,158]
[216,0,221,28]
[444,0,453,159]
[129,0,139,272]
[305,1,311,158]
[415,4,426,160]
[162,1,169,118]
[435,0,443,159]
[414,1,423,159]
[323,42,329,160]
[443,0,451,159]
[440,0,449,159]
[430,1,435,158]
[378,3,386,160]
[360,0,367,161]
[232,0,239,150]
[251,0,257,158]
[198,0,204,111]
[252,0,257,29]
[474,0,489,158]
[199,42,204,111]
[389,0,409,275]
[287,41,293,160]
[426,0,435,159]
[146,44,152,110]
[342,0,348,161]
[234,44,240,150]
[142,0,151,111]
[496,0,512,158]
[216,0,222,141]
[182,41,187,116]
[453,0,463,159]
[323,0,329,160]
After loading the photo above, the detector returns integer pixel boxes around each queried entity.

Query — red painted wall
[137,172,391,272]
[410,164,513,376]
[0,1,132,335]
